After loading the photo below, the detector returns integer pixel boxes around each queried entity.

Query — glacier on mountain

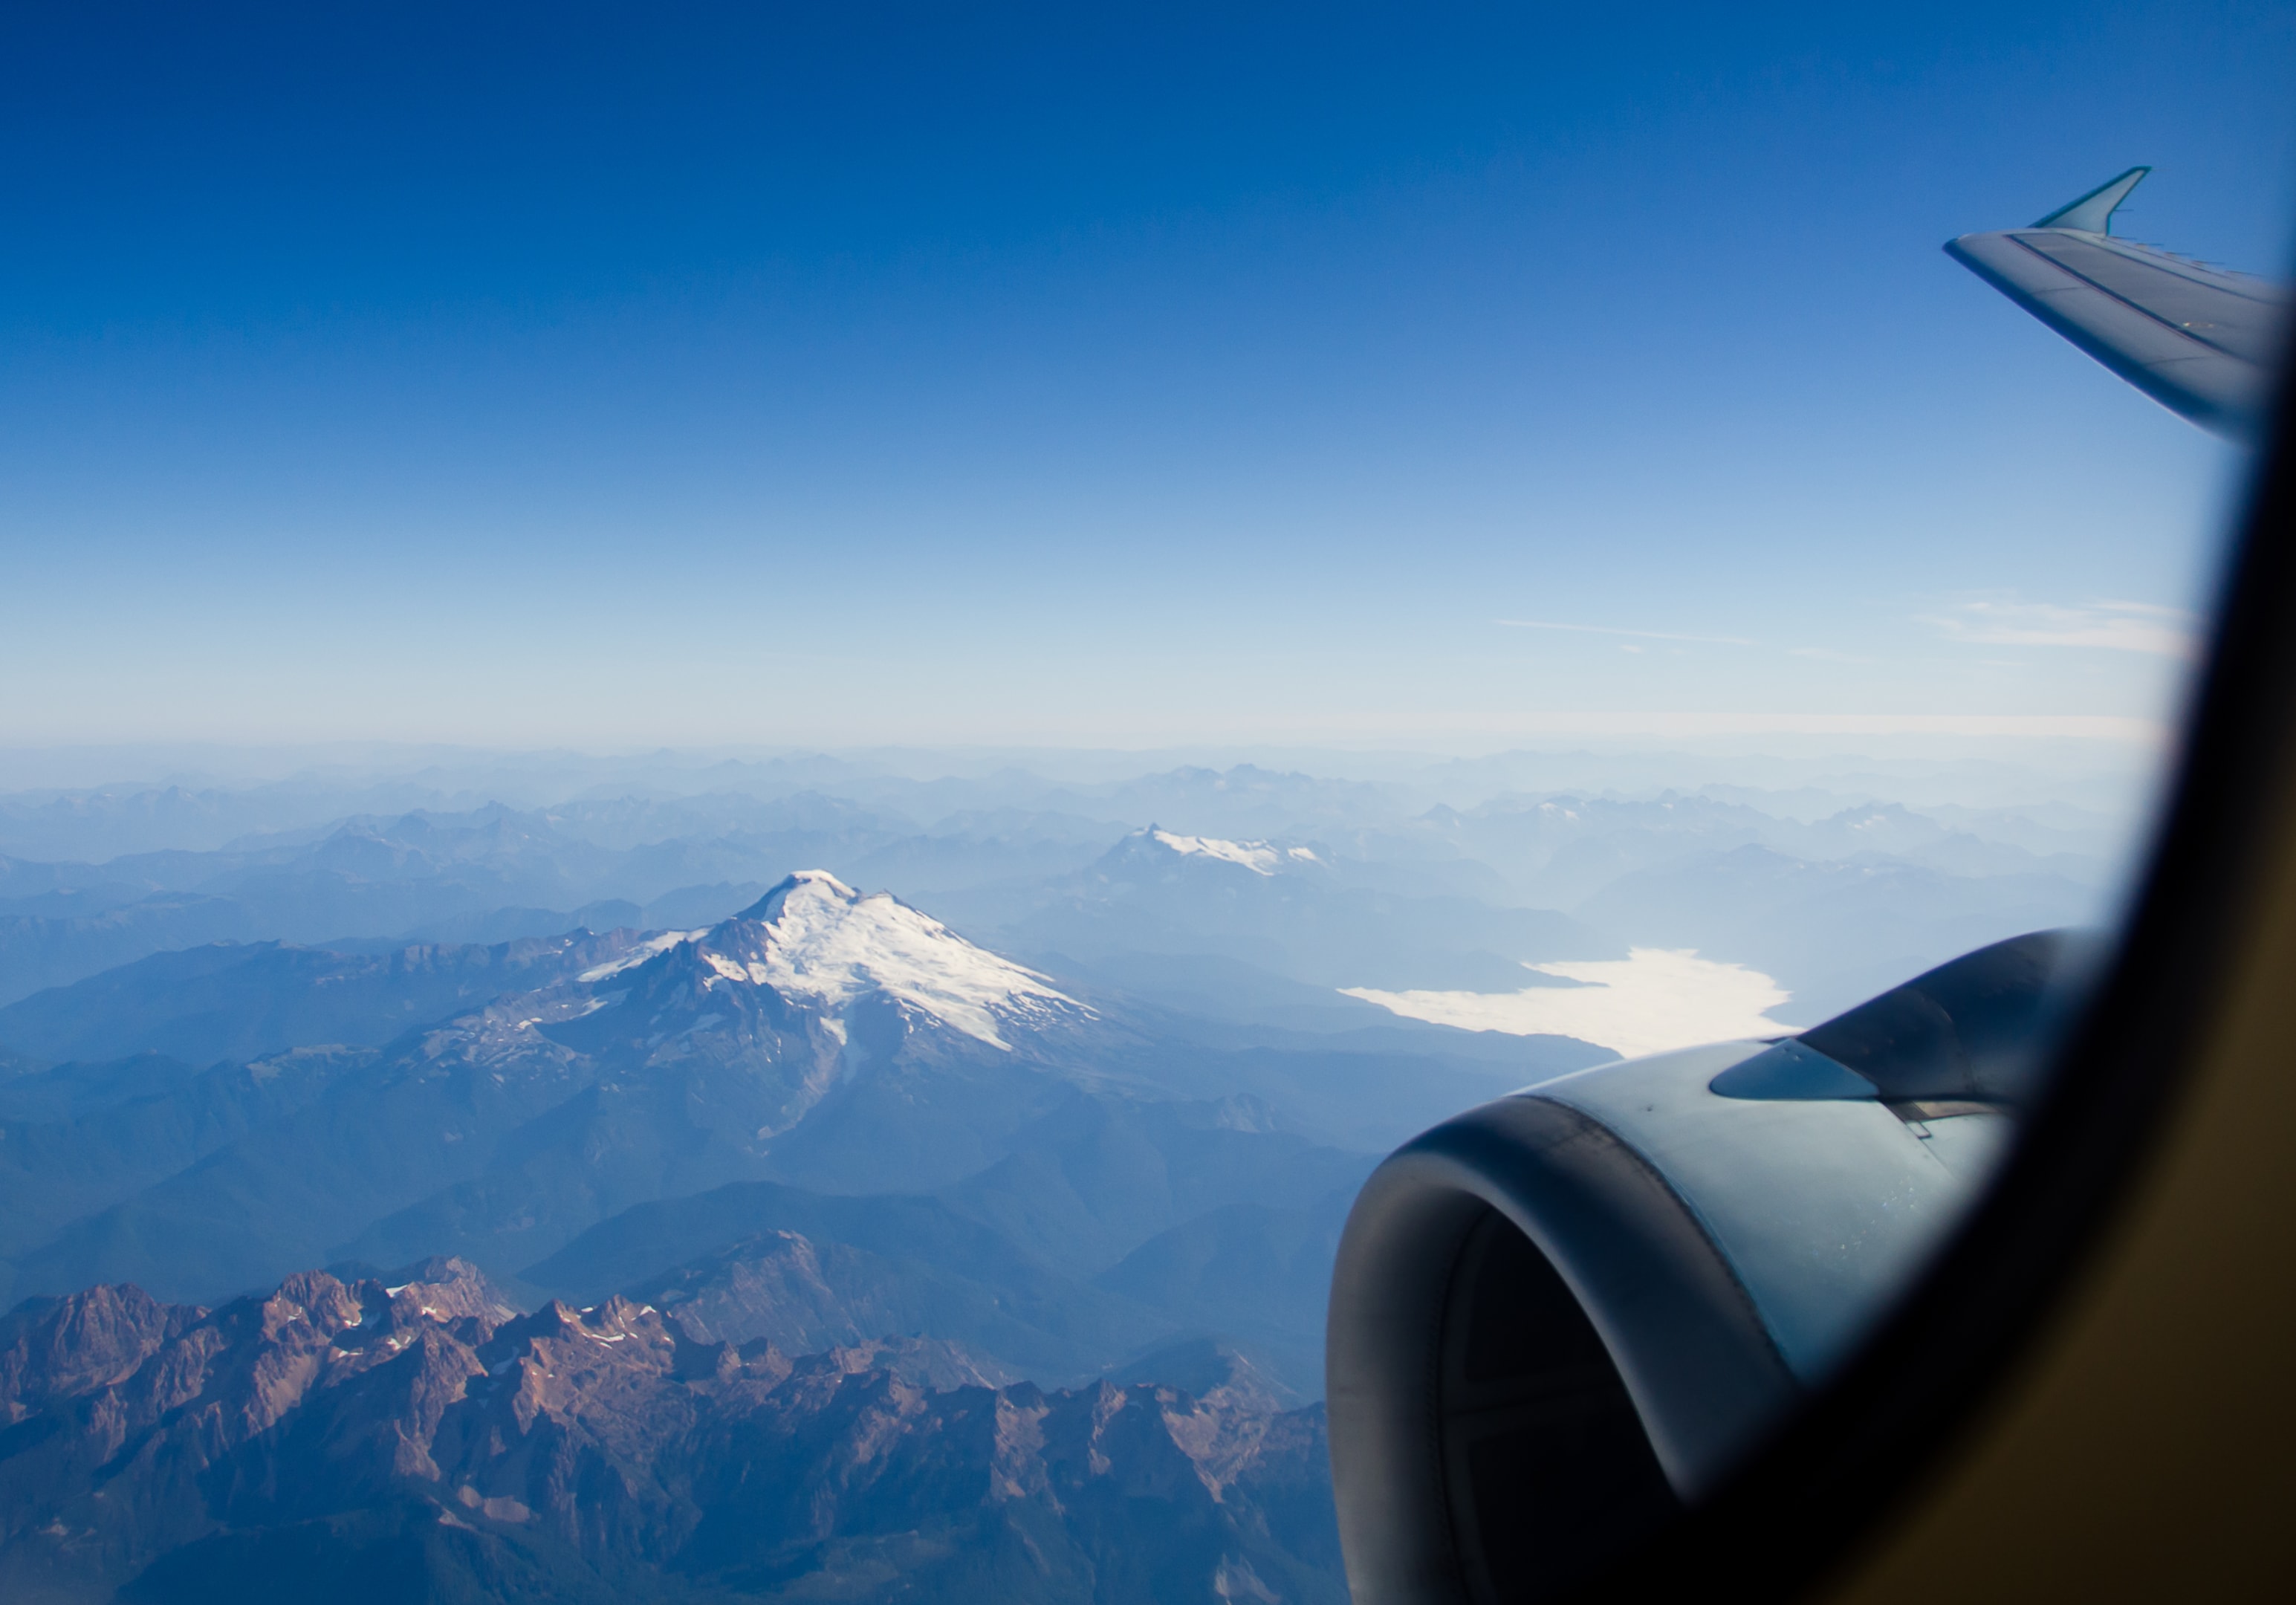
[713,870,1085,1050]
[1146,828,1317,875]
[576,927,705,982]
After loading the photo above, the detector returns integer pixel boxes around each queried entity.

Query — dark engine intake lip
[1324,1093,1798,1605]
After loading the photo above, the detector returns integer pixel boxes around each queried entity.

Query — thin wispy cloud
[1496,619,1756,645]
[1921,599,2199,659]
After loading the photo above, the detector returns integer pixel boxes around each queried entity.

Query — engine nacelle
[1324,930,2097,1604]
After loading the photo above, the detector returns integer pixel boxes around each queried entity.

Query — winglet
[2031,166,2150,233]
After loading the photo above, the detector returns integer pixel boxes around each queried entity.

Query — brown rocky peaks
[764,1338,933,1423]
[832,1335,1015,1391]
[88,1265,505,1460]
[279,1322,487,1485]
[263,1268,365,1340]
[1106,1338,1300,1418]
[382,1256,520,1336]
[0,1282,196,1422]
[475,1297,698,1463]
[1056,1381,1219,1500]
[642,1228,878,1358]
[227,1273,376,1438]
[1158,1389,1272,1502]
[493,1294,674,1364]
[724,1335,795,1388]
[1107,1339,1294,1500]
[0,1268,1347,1603]
[988,1384,1054,1503]
[1008,1364,1301,1508]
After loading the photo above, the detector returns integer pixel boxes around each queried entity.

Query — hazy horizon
[0,730,2168,811]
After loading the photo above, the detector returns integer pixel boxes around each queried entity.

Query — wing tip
[2031,166,2152,234]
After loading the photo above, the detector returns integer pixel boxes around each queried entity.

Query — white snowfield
[715,870,1083,1051]
[1343,947,1798,1061]
[577,929,706,983]
[1147,827,1317,875]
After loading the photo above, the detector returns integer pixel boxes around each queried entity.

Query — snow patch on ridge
[1147,829,1309,875]
[723,871,1082,1050]
[580,930,704,983]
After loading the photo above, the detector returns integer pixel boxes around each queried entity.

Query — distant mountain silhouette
[0,928,643,1064]
[957,823,1614,991]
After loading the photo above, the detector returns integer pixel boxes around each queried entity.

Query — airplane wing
[1946,167,2287,438]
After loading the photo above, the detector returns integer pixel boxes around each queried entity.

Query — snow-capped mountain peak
[1143,827,1317,876]
[716,871,1082,1050]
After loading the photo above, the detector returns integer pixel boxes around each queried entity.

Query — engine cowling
[1323,930,2099,1604]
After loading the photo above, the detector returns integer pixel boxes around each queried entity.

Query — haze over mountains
[0,744,2132,1601]
[0,747,2122,1014]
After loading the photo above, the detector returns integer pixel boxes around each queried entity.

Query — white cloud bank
[1343,947,1797,1060]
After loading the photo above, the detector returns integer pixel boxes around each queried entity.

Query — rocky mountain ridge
[0,1259,1342,1604]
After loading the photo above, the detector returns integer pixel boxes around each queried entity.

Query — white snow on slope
[1147,829,1316,875]
[578,930,704,983]
[1343,948,1797,1060]
[721,871,1081,1050]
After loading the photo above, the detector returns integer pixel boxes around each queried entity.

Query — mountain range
[0,753,2135,1601]
[0,871,1566,1401]
[0,1259,1343,1604]
[0,767,2112,1017]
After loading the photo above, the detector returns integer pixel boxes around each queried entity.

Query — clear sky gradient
[4,1,2293,750]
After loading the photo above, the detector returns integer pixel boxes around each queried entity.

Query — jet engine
[1323,930,2099,1604]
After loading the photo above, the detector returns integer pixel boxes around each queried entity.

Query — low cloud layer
[1344,947,1797,1060]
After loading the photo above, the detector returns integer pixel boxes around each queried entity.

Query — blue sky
[3,1,2292,750]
